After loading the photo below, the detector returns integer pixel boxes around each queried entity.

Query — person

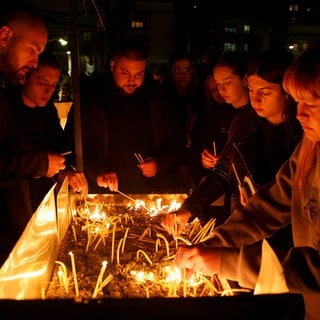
[160,50,201,193]
[171,45,320,320]
[6,50,88,212]
[65,38,185,194]
[153,63,167,84]
[189,72,236,186]
[162,51,252,227]
[162,48,302,231]
[0,3,66,265]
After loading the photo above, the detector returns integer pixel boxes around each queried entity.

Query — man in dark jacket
[65,39,186,194]
[0,3,65,265]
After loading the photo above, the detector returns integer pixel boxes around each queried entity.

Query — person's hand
[96,172,118,191]
[138,157,157,177]
[161,209,191,237]
[46,153,66,177]
[201,148,218,169]
[66,171,88,195]
[174,244,220,277]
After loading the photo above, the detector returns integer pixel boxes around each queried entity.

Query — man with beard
[65,39,185,194]
[0,3,66,265]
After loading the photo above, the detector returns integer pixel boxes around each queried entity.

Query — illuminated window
[83,32,91,42]
[243,25,250,33]
[224,43,236,51]
[224,26,237,33]
[289,4,299,12]
[131,20,144,29]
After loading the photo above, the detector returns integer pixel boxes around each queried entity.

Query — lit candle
[93,260,108,298]
[183,267,187,298]
[69,251,79,297]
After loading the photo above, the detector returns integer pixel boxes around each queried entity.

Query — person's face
[207,74,224,104]
[111,56,146,95]
[214,65,248,108]
[21,65,60,107]
[172,58,194,88]
[247,74,287,124]
[0,22,48,83]
[296,98,320,142]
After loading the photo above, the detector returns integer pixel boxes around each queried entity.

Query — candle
[122,227,129,253]
[55,260,69,293]
[93,260,108,298]
[116,238,123,265]
[136,249,152,265]
[69,252,79,297]
[183,267,187,297]
[156,232,170,257]
[213,140,217,156]
[111,223,116,263]
[72,225,77,242]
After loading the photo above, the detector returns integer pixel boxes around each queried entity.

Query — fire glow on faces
[0,22,47,83]
[247,74,287,125]
[112,57,146,95]
[296,98,320,142]
[21,65,60,107]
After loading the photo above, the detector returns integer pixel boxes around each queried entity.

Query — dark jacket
[0,82,49,265]
[182,106,303,226]
[66,73,185,194]
[7,84,65,211]
[189,100,237,185]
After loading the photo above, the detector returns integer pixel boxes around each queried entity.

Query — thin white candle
[69,251,79,297]
[122,227,129,253]
[116,238,123,266]
[213,141,217,156]
[111,224,116,263]
[93,260,108,298]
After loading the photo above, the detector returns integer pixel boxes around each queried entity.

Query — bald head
[0,2,48,83]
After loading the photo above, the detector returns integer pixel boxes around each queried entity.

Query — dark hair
[0,2,47,31]
[248,48,296,121]
[37,50,61,70]
[214,51,247,79]
[247,48,294,84]
[167,50,197,71]
[111,39,148,62]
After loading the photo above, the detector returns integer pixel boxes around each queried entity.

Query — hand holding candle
[201,148,218,169]
[137,157,157,177]
[96,172,118,191]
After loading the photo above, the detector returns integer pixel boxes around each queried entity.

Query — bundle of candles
[45,194,250,300]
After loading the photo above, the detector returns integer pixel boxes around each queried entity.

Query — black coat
[182,106,303,222]
[66,73,186,194]
[0,83,49,265]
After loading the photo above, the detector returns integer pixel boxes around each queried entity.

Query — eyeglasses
[172,66,193,74]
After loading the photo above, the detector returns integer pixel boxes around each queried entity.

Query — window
[224,43,236,51]
[243,25,250,33]
[131,20,144,29]
[224,26,237,33]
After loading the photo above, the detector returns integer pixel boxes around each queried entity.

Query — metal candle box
[0,179,304,319]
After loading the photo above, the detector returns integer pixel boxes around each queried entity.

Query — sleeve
[205,142,297,248]
[0,91,48,186]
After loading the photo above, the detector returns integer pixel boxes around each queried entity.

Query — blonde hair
[283,46,320,195]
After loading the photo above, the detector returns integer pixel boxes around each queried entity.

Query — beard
[0,50,29,84]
